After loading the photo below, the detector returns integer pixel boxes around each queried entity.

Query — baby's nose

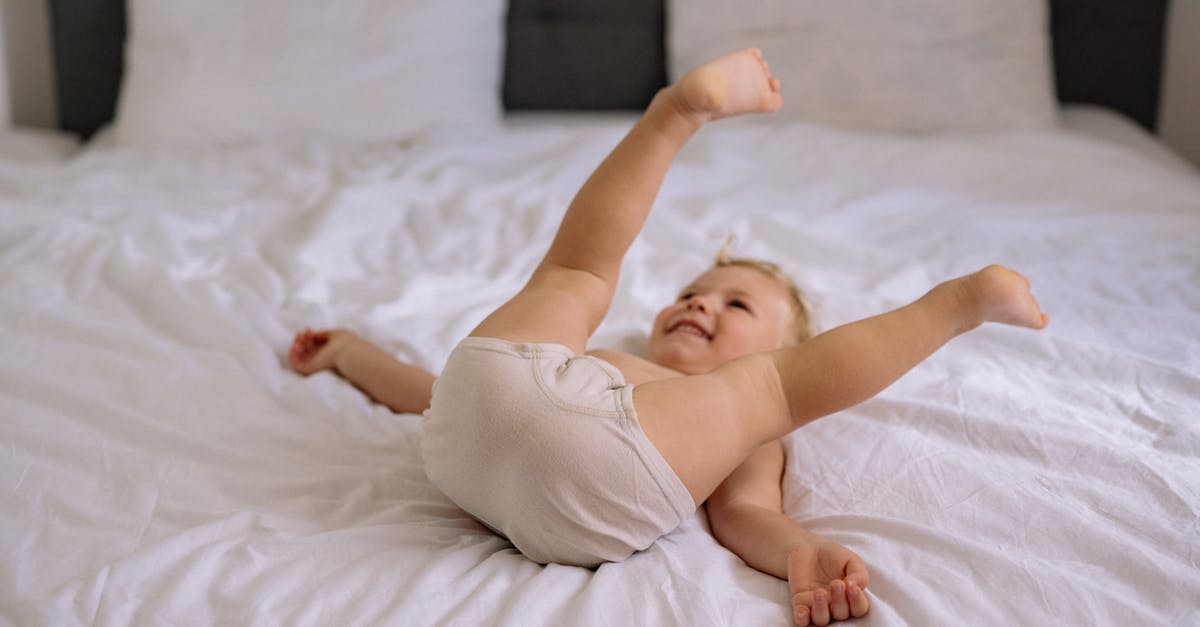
[686,297,710,312]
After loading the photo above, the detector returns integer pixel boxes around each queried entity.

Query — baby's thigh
[469,287,589,349]
[632,353,790,505]
[470,263,617,353]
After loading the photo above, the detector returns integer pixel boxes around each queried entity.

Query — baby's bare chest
[585,349,682,386]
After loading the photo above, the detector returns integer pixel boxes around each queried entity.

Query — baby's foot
[289,328,357,375]
[787,534,871,625]
[962,265,1049,330]
[672,48,783,122]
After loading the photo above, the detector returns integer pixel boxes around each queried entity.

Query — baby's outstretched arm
[471,49,781,352]
[707,441,869,626]
[289,329,435,414]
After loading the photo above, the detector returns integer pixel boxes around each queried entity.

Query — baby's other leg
[635,265,1047,504]
[470,49,781,353]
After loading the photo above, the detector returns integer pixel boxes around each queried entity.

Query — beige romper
[421,337,695,568]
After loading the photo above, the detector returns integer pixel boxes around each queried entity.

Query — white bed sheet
[2,110,1198,625]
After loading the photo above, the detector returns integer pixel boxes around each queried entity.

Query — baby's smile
[667,319,711,340]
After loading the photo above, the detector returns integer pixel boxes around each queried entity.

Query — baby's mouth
[667,320,712,340]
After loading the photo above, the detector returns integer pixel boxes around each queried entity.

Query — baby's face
[646,265,795,375]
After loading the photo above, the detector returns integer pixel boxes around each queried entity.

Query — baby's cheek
[714,334,751,361]
[734,329,782,357]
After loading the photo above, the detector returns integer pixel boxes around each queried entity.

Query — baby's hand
[787,541,870,625]
[289,328,357,375]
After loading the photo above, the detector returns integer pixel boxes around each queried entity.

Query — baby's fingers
[792,590,814,625]
[793,582,868,625]
[829,580,850,620]
[793,602,810,626]
[814,588,834,625]
[288,331,308,363]
[847,579,869,618]
[792,588,830,619]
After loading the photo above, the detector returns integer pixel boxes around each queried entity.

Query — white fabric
[2,109,1198,624]
[669,0,1058,133]
[1061,105,1200,176]
[114,0,505,146]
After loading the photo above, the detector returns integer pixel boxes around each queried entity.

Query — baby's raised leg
[635,265,1048,504]
[768,265,1047,429]
[470,49,782,353]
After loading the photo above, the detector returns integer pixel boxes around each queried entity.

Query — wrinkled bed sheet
[2,112,1198,625]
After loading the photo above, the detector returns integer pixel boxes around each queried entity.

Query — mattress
[2,108,1198,625]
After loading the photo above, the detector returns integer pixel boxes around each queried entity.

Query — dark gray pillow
[49,0,126,139]
[503,0,667,110]
[1050,0,1167,130]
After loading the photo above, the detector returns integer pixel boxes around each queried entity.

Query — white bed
[4,1,1200,625]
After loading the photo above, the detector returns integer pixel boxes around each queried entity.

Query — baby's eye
[678,292,695,302]
[729,299,751,312]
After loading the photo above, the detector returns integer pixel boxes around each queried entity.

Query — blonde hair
[714,238,816,344]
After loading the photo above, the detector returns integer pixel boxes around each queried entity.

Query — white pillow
[668,0,1058,133]
[115,0,505,146]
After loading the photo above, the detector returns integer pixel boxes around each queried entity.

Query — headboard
[49,0,1168,139]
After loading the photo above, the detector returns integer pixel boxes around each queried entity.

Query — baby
[290,49,1048,626]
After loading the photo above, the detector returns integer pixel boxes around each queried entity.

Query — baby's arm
[707,441,869,626]
[289,329,435,415]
